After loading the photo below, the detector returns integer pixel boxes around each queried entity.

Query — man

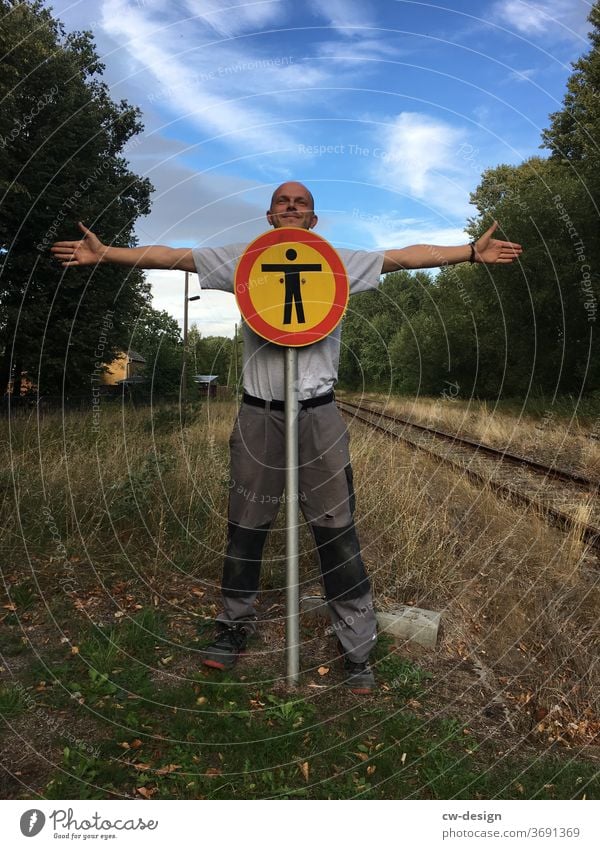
[51,182,522,693]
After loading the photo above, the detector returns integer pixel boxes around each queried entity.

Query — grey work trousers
[216,399,377,664]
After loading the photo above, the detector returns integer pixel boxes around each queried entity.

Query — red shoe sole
[202,659,228,670]
[349,686,373,695]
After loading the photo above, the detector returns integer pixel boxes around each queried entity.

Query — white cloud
[126,131,275,245]
[314,36,407,66]
[184,0,285,38]
[353,217,470,253]
[494,0,592,40]
[508,67,537,83]
[125,132,273,327]
[148,270,240,337]
[307,0,374,34]
[371,112,473,217]
[101,0,296,154]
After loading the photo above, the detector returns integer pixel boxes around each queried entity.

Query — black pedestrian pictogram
[261,248,322,324]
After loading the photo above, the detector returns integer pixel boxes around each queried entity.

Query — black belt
[242,390,334,412]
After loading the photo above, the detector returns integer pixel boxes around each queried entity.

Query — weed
[7,581,37,610]
[45,748,128,800]
[0,684,26,717]
[265,694,316,728]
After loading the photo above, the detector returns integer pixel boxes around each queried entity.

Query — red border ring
[234,227,349,347]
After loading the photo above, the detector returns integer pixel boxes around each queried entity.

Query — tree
[129,308,184,398]
[541,3,600,164]
[339,270,433,390]
[0,0,153,395]
[468,156,600,396]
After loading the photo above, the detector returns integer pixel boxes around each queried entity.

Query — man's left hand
[474,221,523,264]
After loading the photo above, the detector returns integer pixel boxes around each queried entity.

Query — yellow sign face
[235,228,349,347]
[247,241,336,333]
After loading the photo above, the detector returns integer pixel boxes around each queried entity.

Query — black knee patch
[312,523,370,601]
[222,522,269,598]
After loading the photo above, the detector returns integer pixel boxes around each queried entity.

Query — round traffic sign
[234,227,349,347]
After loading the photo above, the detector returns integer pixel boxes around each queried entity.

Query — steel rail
[338,401,600,553]
[338,400,599,490]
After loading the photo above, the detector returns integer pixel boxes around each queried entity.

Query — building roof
[127,349,146,363]
[115,375,147,385]
[193,374,219,383]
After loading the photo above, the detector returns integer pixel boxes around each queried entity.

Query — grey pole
[182,271,189,404]
[284,346,300,685]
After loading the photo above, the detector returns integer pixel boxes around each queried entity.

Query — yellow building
[101,350,147,386]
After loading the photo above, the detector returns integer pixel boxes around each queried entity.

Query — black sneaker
[200,624,249,670]
[343,659,375,694]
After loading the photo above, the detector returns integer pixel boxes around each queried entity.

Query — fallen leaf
[204,767,222,777]
[317,666,330,676]
[156,763,181,776]
[298,761,309,782]
[70,646,79,655]
[136,786,155,798]
[366,765,376,776]
[2,604,17,611]
[133,763,152,771]
[192,588,205,597]
[196,696,207,706]
[307,683,327,689]
[353,752,368,762]
[400,752,407,765]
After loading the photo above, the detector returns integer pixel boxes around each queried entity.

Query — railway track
[337,399,600,553]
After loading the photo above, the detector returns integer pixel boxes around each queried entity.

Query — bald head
[266,181,318,230]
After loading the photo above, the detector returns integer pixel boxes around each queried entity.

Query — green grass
[2,403,599,800]
[0,684,27,718]
[32,623,600,800]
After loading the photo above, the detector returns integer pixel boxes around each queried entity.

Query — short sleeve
[336,249,385,295]
[192,243,247,293]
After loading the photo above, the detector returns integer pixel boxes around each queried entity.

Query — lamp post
[182,270,200,403]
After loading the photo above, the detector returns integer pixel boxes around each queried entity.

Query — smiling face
[266,181,318,230]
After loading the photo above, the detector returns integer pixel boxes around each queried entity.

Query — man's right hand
[51,222,106,266]
[50,224,196,271]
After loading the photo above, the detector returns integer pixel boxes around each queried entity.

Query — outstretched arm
[51,222,196,272]
[382,222,522,273]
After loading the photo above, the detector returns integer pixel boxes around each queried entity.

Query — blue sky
[48,0,593,335]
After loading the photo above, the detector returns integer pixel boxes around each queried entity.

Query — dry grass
[2,400,599,733]
[1,402,235,586]
[344,392,600,479]
[348,416,600,722]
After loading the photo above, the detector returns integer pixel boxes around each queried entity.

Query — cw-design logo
[20,810,46,837]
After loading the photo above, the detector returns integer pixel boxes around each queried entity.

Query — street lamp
[182,273,200,404]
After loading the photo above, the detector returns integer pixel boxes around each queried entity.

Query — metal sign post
[234,228,349,688]
[284,347,300,684]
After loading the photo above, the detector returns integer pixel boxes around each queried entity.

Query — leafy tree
[339,270,433,390]
[0,0,153,395]
[129,308,183,398]
[468,156,600,395]
[541,3,600,164]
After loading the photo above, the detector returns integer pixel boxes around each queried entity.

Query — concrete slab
[301,595,441,650]
[376,605,441,650]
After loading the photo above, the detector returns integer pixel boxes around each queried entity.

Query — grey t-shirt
[192,242,385,401]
